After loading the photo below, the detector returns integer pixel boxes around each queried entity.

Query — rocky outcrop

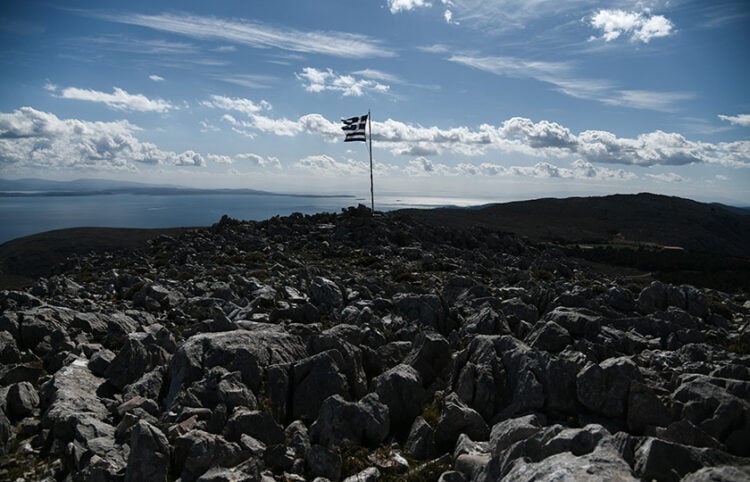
[0,206,748,480]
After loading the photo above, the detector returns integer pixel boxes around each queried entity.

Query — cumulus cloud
[590,9,675,43]
[202,95,271,115]
[296,67,390,97]
[58,86,174,112]
[718,114,750,127]
[404,157,453,176]
[207,154,233,164]
[201,99,750,169]
[295,155,370,175]
[388,0,432,14]
[645,172,686,183]
[173,150,205,167]
[236,153,282,169]
[430,159,638,181]
[149,74,165,82]
[0,107,203,170]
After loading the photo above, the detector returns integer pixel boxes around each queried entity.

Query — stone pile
[0,206,749,481]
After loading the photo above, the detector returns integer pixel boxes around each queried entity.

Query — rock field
[1,205,749,481]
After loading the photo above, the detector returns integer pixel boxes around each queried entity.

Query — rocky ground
[1,205,749,481]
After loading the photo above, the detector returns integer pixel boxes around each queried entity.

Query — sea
[0,192,492,244]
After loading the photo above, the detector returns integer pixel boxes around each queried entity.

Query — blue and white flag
[341,114,368,142]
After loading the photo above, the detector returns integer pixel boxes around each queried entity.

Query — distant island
[0,178,355,199]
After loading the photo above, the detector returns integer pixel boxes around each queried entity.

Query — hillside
[0,206,748,481]
[396,193,750,258]
[0,227,191,289]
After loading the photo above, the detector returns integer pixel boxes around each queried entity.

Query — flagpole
[368,109,374,215]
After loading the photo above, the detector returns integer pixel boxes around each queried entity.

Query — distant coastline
[0,178,354,199]
[0,188,355,199]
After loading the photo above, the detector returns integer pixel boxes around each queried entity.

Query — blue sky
[1,0,749,204]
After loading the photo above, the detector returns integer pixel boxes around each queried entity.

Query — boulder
[173,429,246,482]
[291,350,350,422]
[306,444,342,481]
[501,446,637,481]
[634,438,749,482]
[525,321,571,352]
[463,305,511,336]
[606,287,635,312]
[125,420,170,482]
[681,465,750,482]
[372,364,426,433]
[488,414,544,454]
[18,305,76,353]
[405,416,436,460]
[0,409,10,456]
[0,330,20,364]
[223,409,285,446]
[40,358,112,448]
[500,297,539,324]
[309,276,343,309]
[405,331,451,386]
[544,306,601,338]
[576,356,641,419]
[166,330,306,409]
[105,332,170,390]
[434,393,490,451]
[310,394,389,447]
[626,380,670,433]
[451,336,508,421]
[672,374,750,446]
[123,366,166,402]
[637,281,669,313]
[88,348,115,377]
[6,381,40,421]
[343,467,381,482]
[394,293,450,333]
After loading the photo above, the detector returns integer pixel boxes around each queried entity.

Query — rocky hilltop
[1,204,749,481]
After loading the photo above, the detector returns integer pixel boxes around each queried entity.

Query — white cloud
[388,0,432,14]
[97,12,395,58]
[59,86,173,112]
[173,150,205,167]
[352,69,401,83]
[404,157,453,176]
[448,54,690,112]
[0,107,203,170]
[201,95,271,115]
[417,44,451,54]
[149,74,165,82]
[444,9,455,24]
[645,172,686,183]
[199,120,220,133]
[207,154,233,164]
[236,153,282,169]
[590,9,675,43]
[216,74,276,89]
[718,114,750,127]
[44,82,58,92]
[295,155,370,175]
[201,100,750,169]
[296,67,390,97]
[437,0,594,32]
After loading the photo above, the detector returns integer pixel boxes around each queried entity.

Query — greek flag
[341,114,368,142]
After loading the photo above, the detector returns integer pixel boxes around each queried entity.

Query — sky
[1,0,749,204]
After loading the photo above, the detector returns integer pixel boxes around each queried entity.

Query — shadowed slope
[394,193,750,258]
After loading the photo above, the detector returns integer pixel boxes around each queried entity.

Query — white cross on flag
[341,114,368,142]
